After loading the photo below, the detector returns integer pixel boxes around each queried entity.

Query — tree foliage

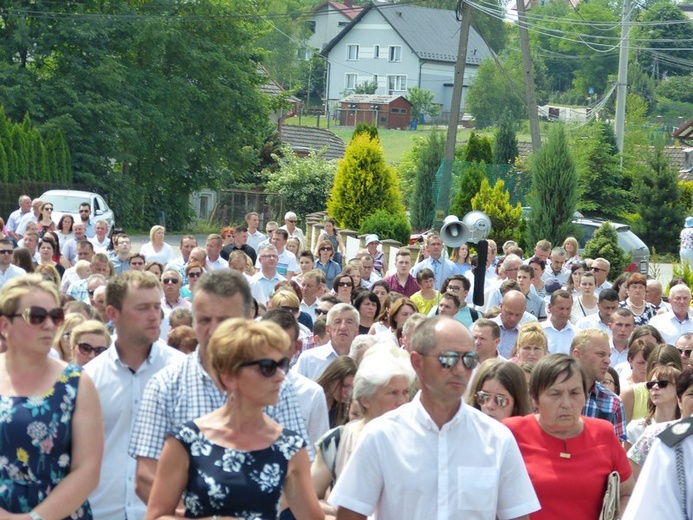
[328,133,403,230]
[631,140,684,254]
[263,147,337,228]
[406,87,441,122]
[410,131,444,231]
[450,162,487,218]
[471,178,523,244]
[527,125,578,247]
[583,222,630,280]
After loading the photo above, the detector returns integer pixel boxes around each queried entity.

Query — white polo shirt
[328,393,540,519]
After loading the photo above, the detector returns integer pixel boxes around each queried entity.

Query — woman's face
[571,268,585,287]
[679,383,693,418]
[630,351,648,381]
[359,299,378,320]
[373,286,388,305]
[649,375,677,408]
[534,370,586,435]
[394,304,415,329]
[518,343,546,366]
[627,283,646,303]
[361,375,410,419]
[579,276,595,296]
[478,378,515,422]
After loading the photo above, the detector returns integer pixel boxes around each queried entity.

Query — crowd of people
[0,196,692,519]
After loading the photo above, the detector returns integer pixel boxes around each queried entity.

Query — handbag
[599,471,621,520]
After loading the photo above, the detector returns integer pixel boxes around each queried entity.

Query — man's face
[108,286,162,347]
[234,231,248,246]
[0,244,13,266]
[438,297,458,316]
[162,272,182,300]
[206,239,221,259]
[516,270,531,293]
[193,291,248,351]
[670,290,692,318]
[676,336,693,368]
[646,283,662,306]
[500,296,525,330]
[360,258,374,280]
[598,299,619,323]
[117,236,131,256]
[575,336,611,383]
[427,238,444,259]
[247,214,259,229]
[20,198,31,212]
[550,254,565,273]
[300,277,320,302]
[396,255,411,276]
[180,238,196,261]
[591,261,609,285]
[609,313,634,345]
[271,233,286,252]
[95,222,108,238]
[299,256,314,273]
[414,319,475,400]
[79,205,91,222]
[91,260,110,277]
[259,249,278,272]
[549,296,573,328]
[473,325,500,359]
[73,224,86,240]
[327,311,359,353]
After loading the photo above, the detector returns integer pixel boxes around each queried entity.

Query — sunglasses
[8,307,65,327]
[240,357,290,377]
[337,282,353,288]
[162,278,180,285]
[475,391,510,408]
[77,342,108,357]
[187,272,202,278]
[315,309,329,316]
[426,350,479,370]
[646,380,671,390]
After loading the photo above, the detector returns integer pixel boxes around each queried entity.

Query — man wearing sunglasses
[329,316,540,520]
[0,238,25,287]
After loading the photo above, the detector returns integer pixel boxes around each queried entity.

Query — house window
[388,45,402,62]
[347,44,359,61]
[387,75,407,93]
[345,73,358,91]
[374,45,380,58]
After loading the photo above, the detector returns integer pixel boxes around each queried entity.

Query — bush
[359,210,411,246]
[583,222,631,280]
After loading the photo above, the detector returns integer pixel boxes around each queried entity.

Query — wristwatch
[29,512,45,520]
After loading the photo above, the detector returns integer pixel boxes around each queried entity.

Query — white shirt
[285,371,330,449]
[0,264,26,288]
[649,311,693,345]
[293,342,338,382]
[85,339,185,520]
[542,319,576,354]
[328,394,540,519]
[575,313,612,337]
[623,434,693,519]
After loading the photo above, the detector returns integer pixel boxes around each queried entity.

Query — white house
[306,1,363,52]
[321,3,492,114]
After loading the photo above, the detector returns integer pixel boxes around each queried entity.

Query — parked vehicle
[40,190,116,231]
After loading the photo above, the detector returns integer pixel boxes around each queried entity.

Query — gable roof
[279,125,346,161]
[311,1,363,20]
[322,3,491,65]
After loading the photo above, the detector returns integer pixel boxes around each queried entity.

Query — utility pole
[435,0,472,228]
[516,0,541,152]
[614,0,631,155]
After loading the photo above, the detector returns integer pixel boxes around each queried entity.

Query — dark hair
[530,354,588,402]
[353,291,381,318]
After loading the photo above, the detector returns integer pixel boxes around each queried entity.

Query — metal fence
[209,188,285,229]
[0,181,88,223]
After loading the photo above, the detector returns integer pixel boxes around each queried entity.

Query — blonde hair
[208,318,289,389]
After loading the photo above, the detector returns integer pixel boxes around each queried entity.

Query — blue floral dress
[0,364,92,519]
[172,421,305,519]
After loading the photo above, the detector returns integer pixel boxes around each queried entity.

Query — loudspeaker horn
[440,215,469,248]
[461,211,492,244]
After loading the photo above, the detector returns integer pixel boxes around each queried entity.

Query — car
[39,190,116,231]
[574,217,650,276]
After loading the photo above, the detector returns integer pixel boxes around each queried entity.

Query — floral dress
[173,421,305,519]
[0,364,92,519]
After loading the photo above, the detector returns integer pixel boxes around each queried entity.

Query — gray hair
[353,349,415,406]
[326,303,360,327]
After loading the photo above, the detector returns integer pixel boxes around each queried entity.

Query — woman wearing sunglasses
[70,320,111,366]
[0,274,104,518]
[146,318,322,520]
[504,354,635,519]
[465,359,532,422]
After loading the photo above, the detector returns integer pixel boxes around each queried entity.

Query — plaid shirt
[129,348,314,461]
[583,381,627,441]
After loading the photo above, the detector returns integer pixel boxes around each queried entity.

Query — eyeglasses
[188,271,202,278]
[591,266,606,272]
[337,282,353,288]
[240,357,290,377]
[424,350,479,370]
[475,391,510,408]
[280,306,299,313]
[0,250,13,255]
[162,278,180,285]
[77,342,108,357]
[315,309,329,316]
[8,307,65,327]
[646,380,671,390]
